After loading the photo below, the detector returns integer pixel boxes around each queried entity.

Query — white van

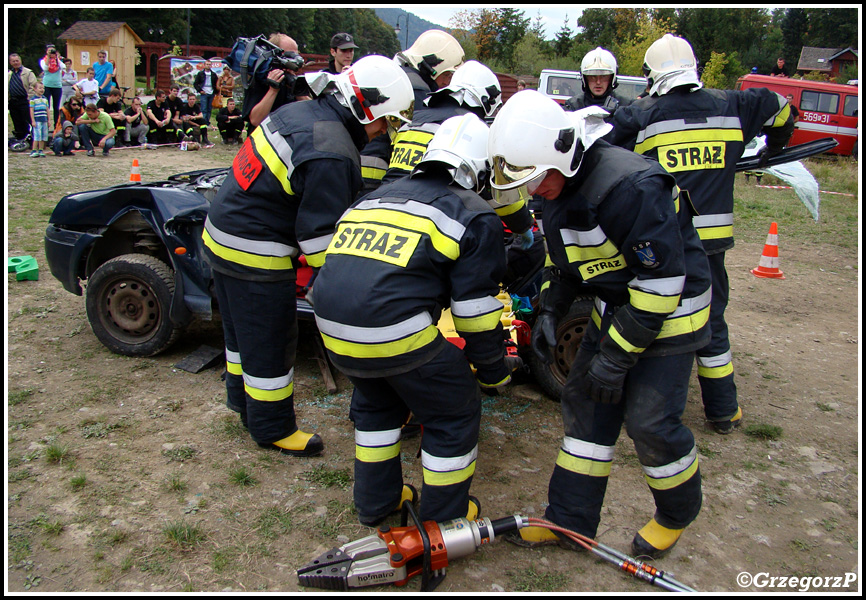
[538,69,647,106]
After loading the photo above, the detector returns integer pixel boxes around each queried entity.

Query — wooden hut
[58,21,144,94]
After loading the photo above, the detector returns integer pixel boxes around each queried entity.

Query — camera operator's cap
[331,33,358,50]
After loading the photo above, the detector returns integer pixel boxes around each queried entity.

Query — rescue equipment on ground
[297,503,698,592]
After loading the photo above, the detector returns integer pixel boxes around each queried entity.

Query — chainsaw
[297,502,697,592]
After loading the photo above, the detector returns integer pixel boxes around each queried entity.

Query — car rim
[551,317,589,385]
[99,276,162,342]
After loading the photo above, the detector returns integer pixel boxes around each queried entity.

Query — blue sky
[402,6,583,41]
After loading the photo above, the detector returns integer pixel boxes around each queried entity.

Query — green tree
[576,8,620,50]
[613,12,674,77]
[553,15,574,58]
[804,8,859,48]
[701,51,744,90]
[780,8,809,68]
[495,8,530,71]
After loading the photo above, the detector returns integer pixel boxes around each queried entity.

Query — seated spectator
[216,97,244,144]
[123,96,150,146]
[73,67,100,107]
[54,97,85,137]
[97,89,128,145]
[52,119,79,156]
[179,91,213,147]
[146,90,173,145]
[166,84,185,142]
[76,103,116,156]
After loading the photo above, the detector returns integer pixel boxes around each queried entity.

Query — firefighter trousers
[696,251,739,422]
[213,272,299,444]
[348,341,481,524]
[545,348,702,538]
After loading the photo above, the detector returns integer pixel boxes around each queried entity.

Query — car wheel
[527,297,594,402]
[85,254,181,357]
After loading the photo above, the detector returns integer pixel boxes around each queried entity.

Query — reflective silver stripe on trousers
[421,446,478,472]
[243,369,294,391]
[642,445,697,479]
[562,437,616,461]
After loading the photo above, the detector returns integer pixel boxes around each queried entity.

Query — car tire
[527,297,594,402]
[85,254,181,357]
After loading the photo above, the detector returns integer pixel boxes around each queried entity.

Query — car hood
[48,168,228,228]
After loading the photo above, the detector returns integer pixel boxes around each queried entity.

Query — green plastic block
[8,255,39,281]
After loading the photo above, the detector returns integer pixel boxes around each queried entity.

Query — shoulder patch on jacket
[313,120,361,168]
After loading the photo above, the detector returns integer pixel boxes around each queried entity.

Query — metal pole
[186,9,191,56]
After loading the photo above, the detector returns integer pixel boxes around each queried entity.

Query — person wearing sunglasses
[53,96,85,138]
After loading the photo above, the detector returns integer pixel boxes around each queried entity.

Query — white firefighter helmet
[488,90,612,192]
[580,47,618,91]
[396,29,465,80]
[413,113,490,192]
[332,55,414,128]
[429,60,502,117]
[643,33,702,96]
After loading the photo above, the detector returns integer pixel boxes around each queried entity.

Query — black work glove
[584,351,631,404]
[756,145,783,168]
[531,311,558,365]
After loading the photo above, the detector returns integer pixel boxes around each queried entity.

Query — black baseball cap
[331,33,358,50]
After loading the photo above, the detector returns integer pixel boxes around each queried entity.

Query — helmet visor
[491,184,530,207]
[491,155,544,190]
[385,102,414,142]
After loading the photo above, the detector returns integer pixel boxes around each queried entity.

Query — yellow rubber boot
[503,525,563,548]
[632,518,684,559]
[263,429,324,457]
[466,496,481,521]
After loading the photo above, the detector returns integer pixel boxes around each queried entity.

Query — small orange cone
[751,222,785,279]
[129,159,141,183]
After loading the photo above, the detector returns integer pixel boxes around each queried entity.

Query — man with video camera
[241,33,307,133]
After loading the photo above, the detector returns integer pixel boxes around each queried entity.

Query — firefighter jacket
[356,64,436,196]
[311,171,510,382]
[540,140,712,364]
[203,94,366,280]
[564,89,631,115]
[606,86,793,254]
[385,99,534,236]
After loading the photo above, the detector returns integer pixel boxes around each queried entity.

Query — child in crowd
[29,82,50,157]
[52,120,79,156]
[73,68,100,107]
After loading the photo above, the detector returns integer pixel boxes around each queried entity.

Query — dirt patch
[6,146,860,593]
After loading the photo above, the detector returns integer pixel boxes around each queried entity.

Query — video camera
[223,35,304,90]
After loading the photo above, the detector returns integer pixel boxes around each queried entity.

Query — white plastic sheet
[742,136,820,221]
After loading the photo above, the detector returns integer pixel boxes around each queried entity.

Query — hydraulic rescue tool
[296,502,698,592]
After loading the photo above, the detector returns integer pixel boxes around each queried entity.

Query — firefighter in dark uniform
[311,114,516,525]
[202,55,414,458]
[564,47,631,116]
[383,60,535,253]
[490,91,712,559]
[358,29,465,199]
[605,34,794,434]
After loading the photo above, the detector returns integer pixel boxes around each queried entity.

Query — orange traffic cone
[751,222,785,279]
[129,159,141,183]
